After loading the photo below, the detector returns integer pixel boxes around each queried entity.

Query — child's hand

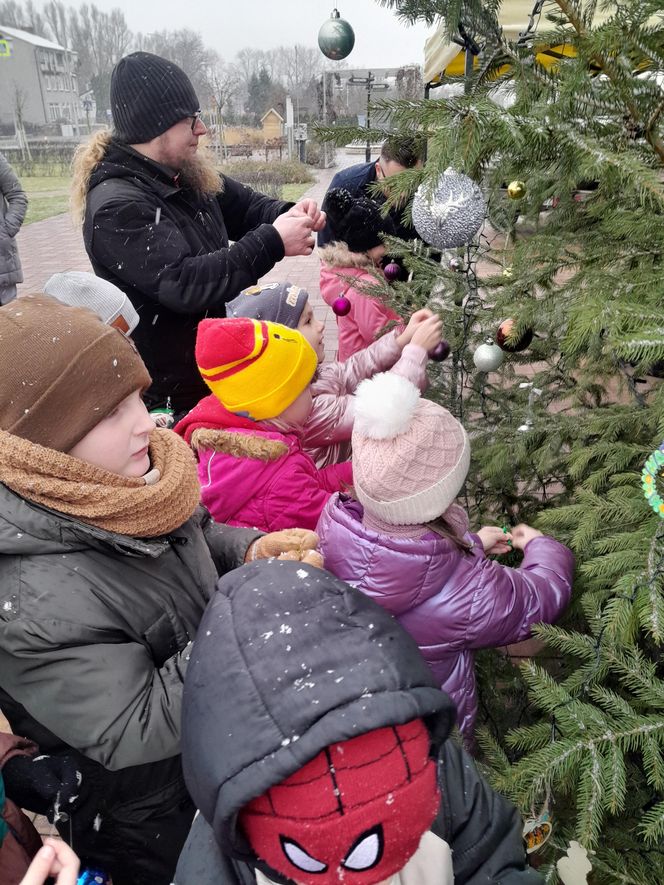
[396,309,434,347]
[477,525,513,555]
[245,529,321,563]
[409,315,443,352]
[510,523,543,550]
[20,839,80,885]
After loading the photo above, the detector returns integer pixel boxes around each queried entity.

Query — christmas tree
[320,1,664,880]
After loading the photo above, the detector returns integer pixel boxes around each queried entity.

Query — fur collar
[190,428,288,462]
[318,241,374,269]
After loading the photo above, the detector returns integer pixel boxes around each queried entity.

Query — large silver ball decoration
[473,341,505,372]
[412,168,486,250]
[318,9,355,61]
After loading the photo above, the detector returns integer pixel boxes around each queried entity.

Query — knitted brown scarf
[0,428,201,538]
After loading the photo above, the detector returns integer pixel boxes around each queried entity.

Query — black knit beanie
[323,188,396,253]
[110,52,200,144]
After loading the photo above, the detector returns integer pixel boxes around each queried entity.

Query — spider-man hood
[177,560,455,884]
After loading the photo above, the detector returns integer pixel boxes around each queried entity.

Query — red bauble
[332,296,351,317]
[383,261,401,281]
[429,340,451,362]
[496,319,533,352]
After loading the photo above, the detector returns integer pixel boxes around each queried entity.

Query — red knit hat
[239,719,439,885]
[195,317,317,421]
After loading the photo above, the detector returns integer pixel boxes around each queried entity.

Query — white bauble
[473,342,504,372]
[412,167,486,249]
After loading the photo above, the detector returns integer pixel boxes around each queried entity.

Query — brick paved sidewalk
[15,149,358,360]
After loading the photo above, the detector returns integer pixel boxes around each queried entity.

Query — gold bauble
[507,180,526,200]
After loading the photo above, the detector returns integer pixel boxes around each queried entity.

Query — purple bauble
[429,340,451,362]
[332,296,351,317]
[383,261,401,281]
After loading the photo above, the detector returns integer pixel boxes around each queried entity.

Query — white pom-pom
[354,373,421,440]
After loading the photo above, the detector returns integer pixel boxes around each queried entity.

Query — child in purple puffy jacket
[317,372,574,745]
[226,280,442,468]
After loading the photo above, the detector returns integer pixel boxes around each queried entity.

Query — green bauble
[318,9,355,61]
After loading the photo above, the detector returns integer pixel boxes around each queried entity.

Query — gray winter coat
[175,560,543,885]
[0,483,260,885]
[0,153,28,287]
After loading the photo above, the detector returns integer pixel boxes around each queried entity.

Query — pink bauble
[332,296,351,317]
[383,261,401,281]
[429,340,451,362]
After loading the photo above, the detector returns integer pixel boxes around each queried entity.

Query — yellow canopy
[423,1,610,85]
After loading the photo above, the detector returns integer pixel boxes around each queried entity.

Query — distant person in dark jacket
[0,295,321,885]
[317,136,423,249]
[72,52,325,418]
[175,560,543,885]
[0,152,28,305]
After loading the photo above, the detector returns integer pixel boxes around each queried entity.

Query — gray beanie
[44,272,139,335]
[226,282,309,329]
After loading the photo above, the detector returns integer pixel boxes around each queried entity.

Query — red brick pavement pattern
[15,150,359,361]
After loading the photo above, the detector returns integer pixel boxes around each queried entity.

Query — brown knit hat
[0,295,151,452]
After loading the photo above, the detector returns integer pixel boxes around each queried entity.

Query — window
[48,103,59,122]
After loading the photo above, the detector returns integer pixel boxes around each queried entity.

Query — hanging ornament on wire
[448,256,464,273]
[507,180,526,200]
[429,340,451,362]
[332,295,351,316]
[517,382,543,432]
[412,168,486,250]
[473,340,504,372]
[318,8,355,60]
[383,261,401,281]
[496,318,533,353]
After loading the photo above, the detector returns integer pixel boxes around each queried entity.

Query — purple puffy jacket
[317,494,574,742]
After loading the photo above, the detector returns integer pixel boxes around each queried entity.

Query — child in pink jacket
[226,280,442,467]
[175,317,352,532]
[319,188,403,361]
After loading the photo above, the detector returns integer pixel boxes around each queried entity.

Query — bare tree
[69,4,132,118]
[138,28,217,104]
[43,0,70,47]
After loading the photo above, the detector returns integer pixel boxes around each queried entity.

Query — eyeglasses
[188,111,203,132]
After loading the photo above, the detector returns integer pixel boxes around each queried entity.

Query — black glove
[2,753,81,822]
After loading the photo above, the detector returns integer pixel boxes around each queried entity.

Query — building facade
[0,24,80,130]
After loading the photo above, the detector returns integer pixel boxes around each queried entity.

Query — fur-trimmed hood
[190,428,288,462]
[318,241,375,269]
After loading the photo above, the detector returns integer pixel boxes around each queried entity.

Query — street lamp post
[348,71,389,161]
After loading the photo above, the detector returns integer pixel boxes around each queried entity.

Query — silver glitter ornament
[412,168,486,250]
[473,341,504,372]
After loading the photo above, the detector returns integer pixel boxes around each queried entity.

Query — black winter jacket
[318,159,416,248]
[0,484,261,885]
[175,560,542,885]
[83,142,291,414]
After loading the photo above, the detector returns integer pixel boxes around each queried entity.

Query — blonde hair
[70,129,113,226]
[70,130,223,227]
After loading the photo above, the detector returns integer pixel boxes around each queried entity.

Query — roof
[0,23,68,52]
[260,108,284,123]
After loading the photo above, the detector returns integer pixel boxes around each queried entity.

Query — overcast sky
[91,0,434,68]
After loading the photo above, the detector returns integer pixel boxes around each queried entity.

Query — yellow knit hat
[195,317,317,421]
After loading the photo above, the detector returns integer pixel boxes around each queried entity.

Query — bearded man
[73,52,324,418]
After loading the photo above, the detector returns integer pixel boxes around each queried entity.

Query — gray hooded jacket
[0,153,27,287]
[175,560,543,885]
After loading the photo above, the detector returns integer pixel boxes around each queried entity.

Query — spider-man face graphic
[240,719,439,885]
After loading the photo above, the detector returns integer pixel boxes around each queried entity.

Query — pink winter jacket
[320,259,402,361]
[305,335,429,468]
[176,398,352,532]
